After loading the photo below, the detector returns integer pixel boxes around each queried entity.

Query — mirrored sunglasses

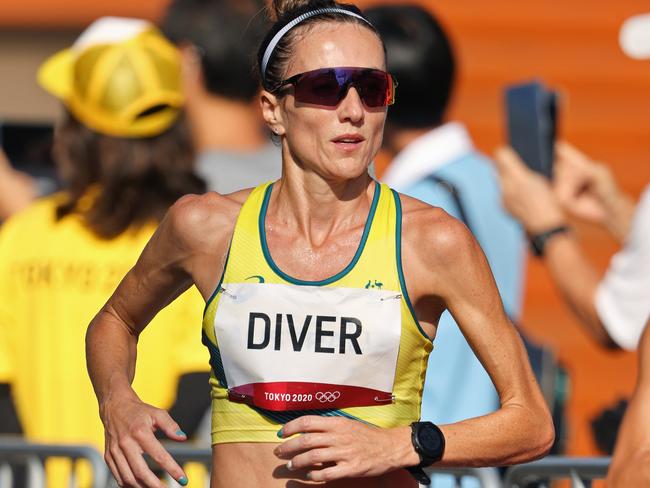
[273,67,397,108]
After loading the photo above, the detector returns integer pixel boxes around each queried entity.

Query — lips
[332,133,365,143]
[332,134,365,152]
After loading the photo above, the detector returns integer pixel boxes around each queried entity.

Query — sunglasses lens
[294,69,342,106]
[356,71,393,107]
[290,68,395,108]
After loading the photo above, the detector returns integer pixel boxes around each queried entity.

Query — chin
[327,158,370,180]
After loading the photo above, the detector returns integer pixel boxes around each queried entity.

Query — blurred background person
[605,16,650,484]
[0,17,209,487]
[365,6,527,485]
[160,0,281,194]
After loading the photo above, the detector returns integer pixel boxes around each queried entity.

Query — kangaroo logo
[364,279,383,290]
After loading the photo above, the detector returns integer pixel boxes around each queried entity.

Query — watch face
[420,424,443,454]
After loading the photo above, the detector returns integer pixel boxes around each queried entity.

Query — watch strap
[529,225,570,257]
[406,466,431,485]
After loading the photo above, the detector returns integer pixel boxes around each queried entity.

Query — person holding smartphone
[494,142,649,350]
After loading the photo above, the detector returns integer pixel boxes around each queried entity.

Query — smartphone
[504,81,558,179]
[0,122,59,194]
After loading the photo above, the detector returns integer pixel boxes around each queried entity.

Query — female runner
[86,1,554,486]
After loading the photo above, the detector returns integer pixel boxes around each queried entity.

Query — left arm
[275,205,554,481]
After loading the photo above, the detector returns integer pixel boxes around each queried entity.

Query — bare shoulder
[397,192,478,267]
[165,189,250,253]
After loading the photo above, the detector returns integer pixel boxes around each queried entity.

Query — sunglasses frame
[272,66,398,108]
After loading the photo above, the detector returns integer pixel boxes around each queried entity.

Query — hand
[493,146,566,234]
[553,142,634,241]
[101,393,188,487]
[273,416,417,482]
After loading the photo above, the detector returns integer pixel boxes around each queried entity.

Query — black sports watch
[406,421,446,485]
[529,225,570,257]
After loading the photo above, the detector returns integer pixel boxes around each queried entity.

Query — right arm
[86,192,237,488]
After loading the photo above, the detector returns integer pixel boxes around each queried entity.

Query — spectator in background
[494,143,649,350]
[0,17,208,487]
[365,6,526,485]
[495,13,650,481]
[606,15,650,484]
[160,0,282,194]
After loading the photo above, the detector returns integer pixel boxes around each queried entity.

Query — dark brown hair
[53,111,205,239]
[258,0,383,91]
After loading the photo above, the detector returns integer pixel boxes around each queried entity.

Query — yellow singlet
[202,181,433,444]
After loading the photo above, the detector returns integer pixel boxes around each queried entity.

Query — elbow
[535,417,555,460]
[525,406,555,461]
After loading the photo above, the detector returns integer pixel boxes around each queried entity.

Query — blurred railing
[424,466,502,488]
[0,438,612,488]
[0,437,108,488]
[503,456,611,488]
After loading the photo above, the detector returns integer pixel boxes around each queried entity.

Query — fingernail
[176,429,186,437]
[178,475,188,486]
[276,428,283,438]
[286,460,294,471]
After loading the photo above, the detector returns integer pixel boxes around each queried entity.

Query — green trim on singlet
[202,329,228,388]
[203,247,231,318]
[258,181,381,286]
[392,189,432,342]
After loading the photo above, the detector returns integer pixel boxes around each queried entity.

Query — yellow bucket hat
[38,17,184,138]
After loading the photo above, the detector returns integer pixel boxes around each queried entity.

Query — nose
[337,85,365,125]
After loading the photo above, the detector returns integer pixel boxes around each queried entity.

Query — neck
[383,125,437,160]
[270,153,375,247]
[185,93,268,153]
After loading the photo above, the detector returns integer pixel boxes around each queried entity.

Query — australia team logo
[365,279,383,290]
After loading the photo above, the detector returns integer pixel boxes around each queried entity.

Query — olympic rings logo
[315,391,341,403]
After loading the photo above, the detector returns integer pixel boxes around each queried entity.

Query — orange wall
[0,0,166,28]
[2,0,649,456]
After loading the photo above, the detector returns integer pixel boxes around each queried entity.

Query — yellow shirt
[0,194,208,486]
[203,182,433,444]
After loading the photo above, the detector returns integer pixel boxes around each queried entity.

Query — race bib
[212,282,401,411]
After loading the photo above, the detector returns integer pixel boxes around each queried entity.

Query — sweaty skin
[86,21,553,488]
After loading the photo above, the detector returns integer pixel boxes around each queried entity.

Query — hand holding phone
[504,81,558,179]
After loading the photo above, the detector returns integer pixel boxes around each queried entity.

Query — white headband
[261,7,372,83]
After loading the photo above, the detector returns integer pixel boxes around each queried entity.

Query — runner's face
[274,22,387,180]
